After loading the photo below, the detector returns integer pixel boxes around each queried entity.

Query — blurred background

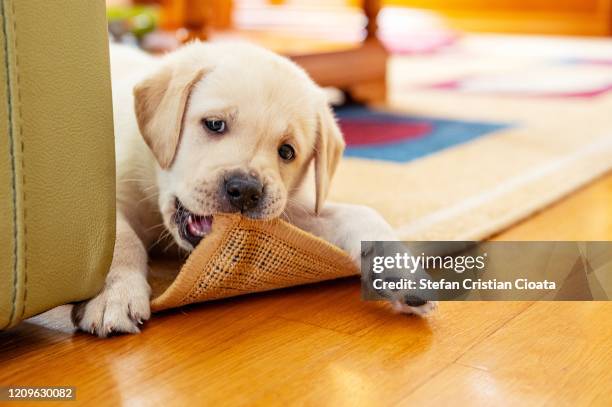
[105,0,612,104]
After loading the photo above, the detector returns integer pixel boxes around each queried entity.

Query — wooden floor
[1,172,611,406]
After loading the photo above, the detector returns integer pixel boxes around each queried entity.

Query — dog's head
[133,42,345,250]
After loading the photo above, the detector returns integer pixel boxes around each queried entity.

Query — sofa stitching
[8,0,27,320]
[0,0,18,329]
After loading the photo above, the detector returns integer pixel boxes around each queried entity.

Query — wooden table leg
[346,0,388,103]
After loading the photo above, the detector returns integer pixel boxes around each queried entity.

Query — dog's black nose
[225,175,263,211]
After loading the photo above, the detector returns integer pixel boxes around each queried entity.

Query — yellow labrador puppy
[73,42,434,337]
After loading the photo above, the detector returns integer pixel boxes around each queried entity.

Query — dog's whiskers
[137,191,160,206]
[141,184,158,194]
[118,178,151,184]
[163,238,177,253]
[149,229,172,251]
[144,222,165,232]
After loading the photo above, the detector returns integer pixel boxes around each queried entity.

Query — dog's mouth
[174,198,213,248]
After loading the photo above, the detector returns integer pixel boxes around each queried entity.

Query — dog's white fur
[73,42,434,337]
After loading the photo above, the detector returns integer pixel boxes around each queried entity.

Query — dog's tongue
[187,214,213,237]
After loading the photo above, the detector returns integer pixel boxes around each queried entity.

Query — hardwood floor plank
[396,363,552,406]
[253,301,533,405]
[400,302,612,406]
[492,172,612,241]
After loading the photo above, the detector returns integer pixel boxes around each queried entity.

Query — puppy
[72,42,435,337]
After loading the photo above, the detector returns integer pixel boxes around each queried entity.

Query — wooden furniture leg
[290,0,388,104]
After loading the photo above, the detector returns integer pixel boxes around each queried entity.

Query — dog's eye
[278,144,295,161]
[203,119,226,134]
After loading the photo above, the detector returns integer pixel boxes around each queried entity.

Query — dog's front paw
[344,210,398,268]
[391,298,438,317]
[72,274,151,338]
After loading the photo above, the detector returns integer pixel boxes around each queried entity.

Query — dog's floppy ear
[133,65,205,169]
[314,102,345,214]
